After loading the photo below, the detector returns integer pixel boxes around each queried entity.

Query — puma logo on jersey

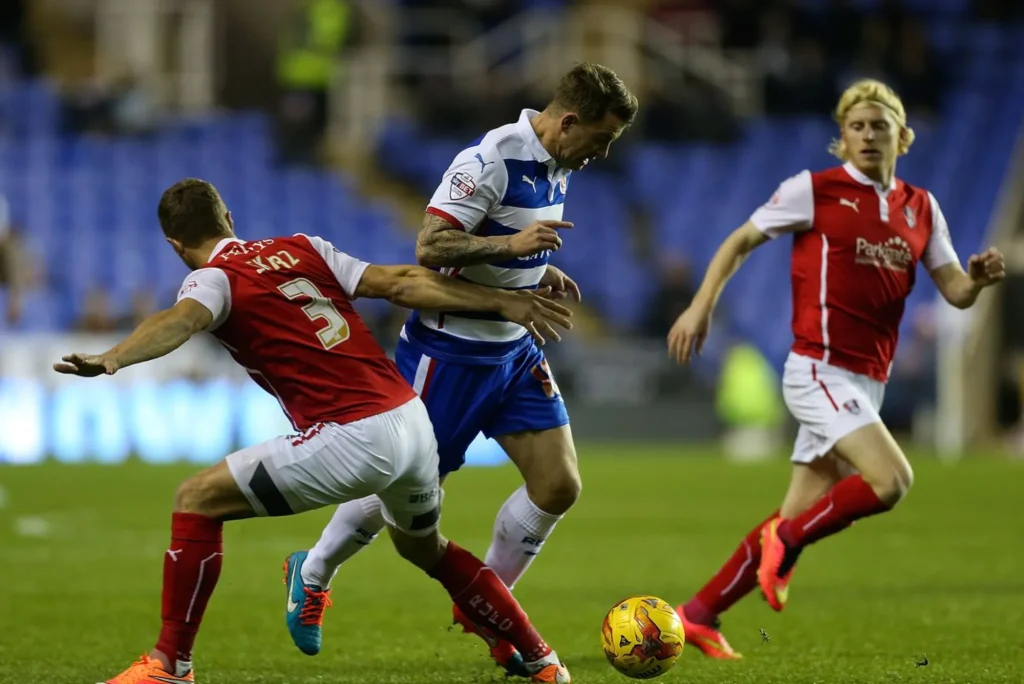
[522,175,538,192]
[166,549,183,561]
[474,152,494,173]
[248,250,300,275]
[839,197,860,213]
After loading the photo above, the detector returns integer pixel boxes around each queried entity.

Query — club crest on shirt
[449,171,477,201]
[903,205,916,229]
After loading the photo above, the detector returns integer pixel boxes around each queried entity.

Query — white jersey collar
[515,109,555,165]
[842,161,896,192]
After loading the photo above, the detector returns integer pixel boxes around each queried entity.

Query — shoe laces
[299,586,333,626]
[112,656,161,684]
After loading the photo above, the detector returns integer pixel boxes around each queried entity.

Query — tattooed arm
[415,213,572,269]
[415,213,513,268]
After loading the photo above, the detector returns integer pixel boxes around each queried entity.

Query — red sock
[684,510,779,625]
[154,512,224,666]
[428,541,551,663]
[779,475,889,548]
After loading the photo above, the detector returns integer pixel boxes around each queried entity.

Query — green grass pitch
[1,447,1022,683]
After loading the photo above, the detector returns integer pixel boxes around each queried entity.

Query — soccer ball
[601,596,685,679]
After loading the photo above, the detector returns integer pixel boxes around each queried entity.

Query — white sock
[484,485,563,589]
[302,496,385,588]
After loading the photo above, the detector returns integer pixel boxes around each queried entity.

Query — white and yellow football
[600,595,685,679]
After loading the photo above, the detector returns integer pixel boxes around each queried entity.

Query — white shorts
[226,398,441,536]
[783,353,885,464]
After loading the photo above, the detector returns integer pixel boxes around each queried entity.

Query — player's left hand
[967,247,1005,288]
[53,353,119,377]
[540,265,582,302]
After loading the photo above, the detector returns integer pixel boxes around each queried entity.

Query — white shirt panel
[426,145,509,232]
[299,233,371,298]
[749,170,814,238]
[457,263,548,289]
[416,110,568,343]
[177,268,232,330]
[921,192,959,272]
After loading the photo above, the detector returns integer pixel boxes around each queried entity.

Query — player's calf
[392,527,568,678]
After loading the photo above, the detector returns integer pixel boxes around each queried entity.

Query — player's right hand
[505,220,573,258]
[500,288,573,345]
[668,304,712,364]
[53,352,119,377]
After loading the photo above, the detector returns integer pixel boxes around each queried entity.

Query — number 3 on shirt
[278,278,350,349]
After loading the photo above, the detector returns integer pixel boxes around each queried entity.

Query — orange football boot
[675,605,743,660]
[529,662,571,683]
[758,518,794,612]
[452,603,529,677]
[97,655,194,684]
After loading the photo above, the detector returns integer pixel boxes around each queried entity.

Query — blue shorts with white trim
[394,333,569,476]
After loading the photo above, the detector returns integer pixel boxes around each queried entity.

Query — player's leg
[297,339,430,587]
[287,346,493,655]
[773,423,910,548]
[296,495,385,588]
[101,436,304,684]
[759,358,896,610]
[376,404,569,683]
[676,448,844,659]
[484,350,577,590]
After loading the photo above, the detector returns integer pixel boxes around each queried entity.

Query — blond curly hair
[828,79,915,161]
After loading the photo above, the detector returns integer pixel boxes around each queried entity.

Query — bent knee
[174,474,217,515]
[863,460,914,507]
[527,470,582,515]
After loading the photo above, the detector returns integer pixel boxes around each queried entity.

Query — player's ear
[166,237,185,255]
[225,211,234,232]
[560,112,579,133]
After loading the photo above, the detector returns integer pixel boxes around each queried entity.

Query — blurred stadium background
[3,3,1024,683]
[0,0,1023,465]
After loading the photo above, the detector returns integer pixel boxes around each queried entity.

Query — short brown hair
[158,178,232,247]
[551,63,638,126]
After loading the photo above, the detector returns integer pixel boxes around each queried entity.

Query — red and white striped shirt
[750,162,959,382]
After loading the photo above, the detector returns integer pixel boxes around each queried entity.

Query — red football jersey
[176,234,416,430]
[750,162,959,382]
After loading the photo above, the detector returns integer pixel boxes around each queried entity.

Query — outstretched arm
[53,299,213,376]
[667,170,813,364]
[356,264,572,344]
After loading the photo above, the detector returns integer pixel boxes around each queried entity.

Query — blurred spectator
[892,20,944,118]
[844,15,893,84]
[643,254,697,339]
[275,0,358,167]
[74,288,119,333]
[883,304,938,432]
[0,194,30,325]
[973,0,1024,20]
[0,0,36,77]
[718,0,762,49]
[118,290,158,331]
[60,72,158,137]
[823,0,862,65]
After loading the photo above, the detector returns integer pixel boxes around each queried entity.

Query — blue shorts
[395,336,570,476]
